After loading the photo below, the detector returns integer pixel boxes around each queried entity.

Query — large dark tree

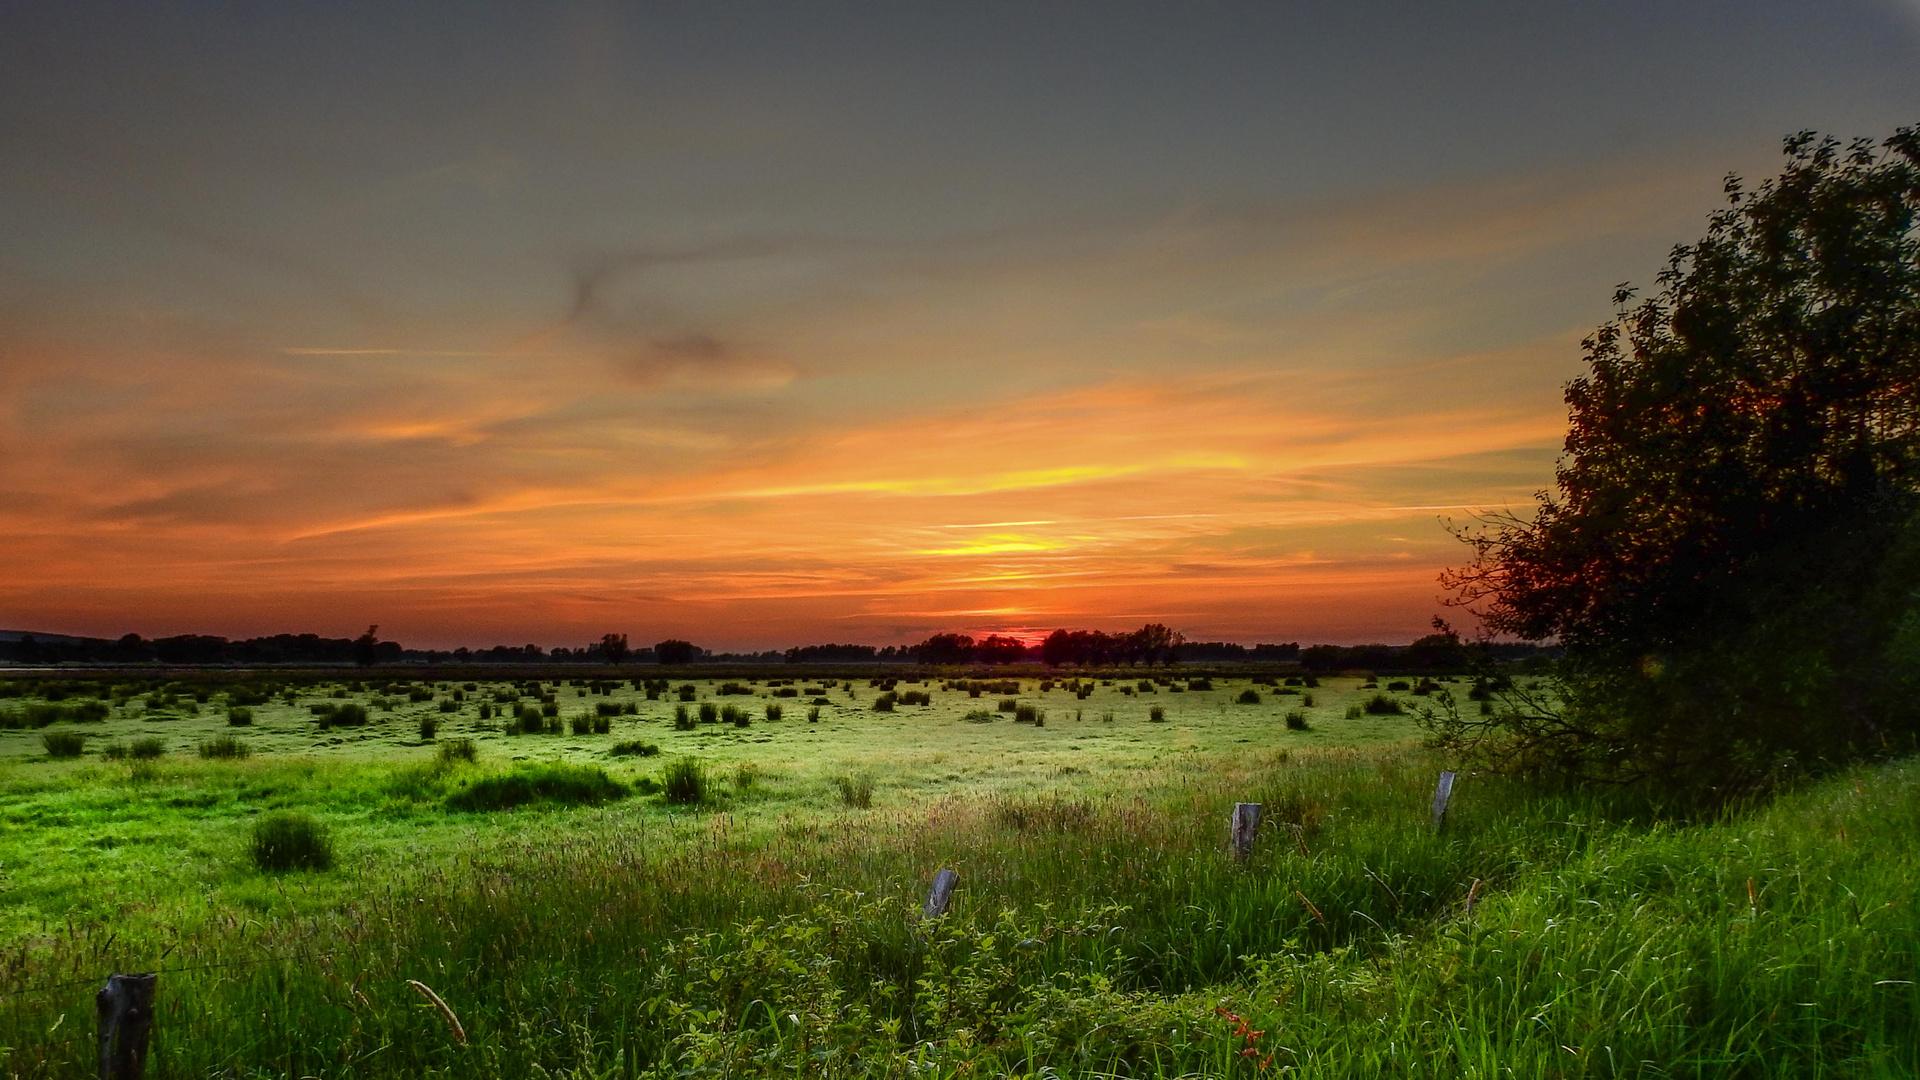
[1438,128,1920,792]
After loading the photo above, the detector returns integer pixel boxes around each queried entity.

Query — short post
[1431,771,1457,831]
[1230,802,1262,861]
[923,869,959,918]
[96,972,157,1080]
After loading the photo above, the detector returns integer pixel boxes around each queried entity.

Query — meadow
[0,670,1915,1078]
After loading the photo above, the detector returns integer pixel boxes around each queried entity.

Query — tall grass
[2,750,1916,1077]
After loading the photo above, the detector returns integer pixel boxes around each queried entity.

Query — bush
[677,684,698,701]
[698,702,719,724]
[445,764,629,812]
[1303,693,1316,708]
[833,773,874,808]
[898,690,931,706]
[1237,689,1261,705]
[198,735,251,759]
[418,716,438,741]
[437,738,478,764]
[1188,678,1213,691]
[1386,680,1411,692]
[1285,710,1310,730]
[872,693,896,712]
[722,703,749,727]
[807,706,821,722]
[226,706,254,726]
[42,731,86,757]
[250,812,333,872]
[733,762,762,791]
[317,703,369,729]
[1014,703,1043,724]
[673,705,696,731]
[438,699,459,713]
[997,698,1018,713]
[1149,705,1166,722]
[765,702,783,722]
[592,714,612,734]
[570,714,593,736]
[718,681,752,695]
[662,759,706,804]
[963,708,995,723]
[595,701,622,717]
[609,740,660,757]
[1363,693,1404,715]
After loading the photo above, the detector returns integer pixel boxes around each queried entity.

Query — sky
[3,2,1918,652]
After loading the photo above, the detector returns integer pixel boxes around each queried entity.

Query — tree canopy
[1439,128,1920,792]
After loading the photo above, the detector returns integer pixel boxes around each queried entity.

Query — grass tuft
[250,811,333,872]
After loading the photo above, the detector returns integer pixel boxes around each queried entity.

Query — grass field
[1,670,1914,1077]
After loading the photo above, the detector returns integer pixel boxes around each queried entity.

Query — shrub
[418,716,438,741]
[807,706,821,722]
[718,681,752,695]
[733,762,762,791]
[833,773,874,808]
[102,741,128,760]
[1303,675,1320,687]
[445,764,629,812]
[1363,693,1403,715]
[1187,678,1213,691]
[662,759,707,804]
[609,740,660,757]
[1014,703,1042,724]
[1237,689,1261,705]
[997,698,1018,713]
[198,735,251,759]
[318,703,369,729]
[570,714,593,736]
[226,706,254,726]
[437,738,478,764]
[595,701,622,717]
[42,731,86,757]
[540,702,559,718]
[1285,710,1310,730]
[1303,693,1315,707]
[1149,705,1166,722]
[723,703,750,727]
[765,702,783,722]
[773,686,798,698]
[592,714,611,734]
[438,699,459,713]
[673,705,696,730]
[1386,680,1411,692]
[872,693,897,712]
[963,708,995,723]
[1137,679,1155,693]
[698,702,719,724]
[250,812,333,872]
[898,690,931,706]
[677,684,697,702]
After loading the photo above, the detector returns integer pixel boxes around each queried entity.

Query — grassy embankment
[0,673,1915,1077]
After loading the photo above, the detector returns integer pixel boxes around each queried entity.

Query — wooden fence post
[1230,802,1262,861]
[1431,771,1457,831]
[96,972,157,1080]
[923,869,959,918]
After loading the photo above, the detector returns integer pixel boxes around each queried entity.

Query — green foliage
[1149,705,1166,722]
[609,740,660,757]
[249,811,333,872]
[445,764,628,812]
[1362,693,1403,715]
[662,758,707,804]
[1285,710,1310,730]
[723,703,750,727]
[1236,689,1261,705]
[1444,127,1920,792]
[225,706,253,726]
[418,715,438,741]
[871,692,896,712]
[40,731,85,757]
[698,702,718,724]
[833,773,874,808]
[1014,703,1043,724]
[316,703,369,729]
[673,704,695,730]
[765,702,783,722]
[197,735,251,759]
[436,737,478,764]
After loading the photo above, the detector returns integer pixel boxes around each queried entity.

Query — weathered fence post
[923,868,959,918]
[96,972,157,1080]
[1431,771,1457,831]
[1230,802,1262,861]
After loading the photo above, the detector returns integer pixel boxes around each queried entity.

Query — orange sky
[4,5,1916,650]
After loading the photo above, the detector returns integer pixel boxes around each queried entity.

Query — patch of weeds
[609,740,660,757]
[1363,693,1403,715]
[1236,689,1261,705]
[662,758,707,804]
[833,773,874,809]
[1284,710,1310,730]
[250,811,333,872]
[1149,705,1166,722]
[445,763,628,812]
[226,706,254,726]
[42,731,86,757]
[198,735,251,759]
[437,738,478,764]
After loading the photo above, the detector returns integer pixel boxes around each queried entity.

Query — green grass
[0,673,1911,1076]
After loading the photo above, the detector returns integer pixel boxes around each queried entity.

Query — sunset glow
[3,3,1915,650]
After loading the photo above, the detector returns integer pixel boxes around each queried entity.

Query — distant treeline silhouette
[1,625,1551,671]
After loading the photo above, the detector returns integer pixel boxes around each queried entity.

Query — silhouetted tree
[599,633,630,664]
[910,633,976,665]
[1438,127,1920,792]
[352,626,381,668]
[654,639,697,666]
